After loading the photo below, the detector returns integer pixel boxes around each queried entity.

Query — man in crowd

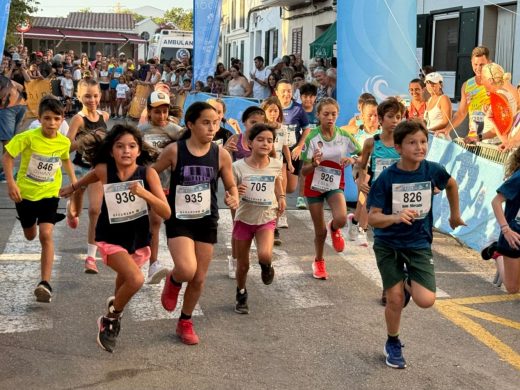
[314,67,329,103]
[250,56,271,100]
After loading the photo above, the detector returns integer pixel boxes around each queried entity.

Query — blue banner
[193,0,222,86]
[428,137,502,250]
[182,92,260,133]
[337,0,417,125]
[0,1,11,56]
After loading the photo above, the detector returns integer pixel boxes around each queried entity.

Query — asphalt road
[0,173,519,390]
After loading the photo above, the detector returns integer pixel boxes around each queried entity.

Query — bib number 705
[250,182,267,192]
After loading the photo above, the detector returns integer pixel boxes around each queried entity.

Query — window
[431,14,459,71]
[272,30,279,60]
[231,0,237,30]
[240,40,245,63]
[291,27,303,55]
[239,0,245,28]
[265,30,271,64]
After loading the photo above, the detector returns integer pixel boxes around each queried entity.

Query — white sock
[87,244,97,258]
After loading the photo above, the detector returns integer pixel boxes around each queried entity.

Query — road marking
[218,212,333,309]
[0,253,52,261]
[291,210,451,298]
[435,295,520,371]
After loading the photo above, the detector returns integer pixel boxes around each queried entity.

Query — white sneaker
[146,261,170,284]
[228,255,237,279]
[278,212,288,228]
[346,213,358,241]
[357,227,368,247]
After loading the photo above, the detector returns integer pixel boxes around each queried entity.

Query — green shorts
[306,189,344,205]
[373,242,436,292]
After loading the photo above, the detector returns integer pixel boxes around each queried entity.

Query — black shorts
[165,219,218,244]
[15,197,60,229]
[497,233,520,258]
[100,83,109,91]
[283,146,303,176]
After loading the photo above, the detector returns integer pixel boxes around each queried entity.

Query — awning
[310,21,336,59]
[20,28,146,44]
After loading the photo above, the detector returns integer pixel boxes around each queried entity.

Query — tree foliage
[154,7,193,31]
[6,0,39,46]
[113,6,147,23]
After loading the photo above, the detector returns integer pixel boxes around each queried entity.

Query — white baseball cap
[147,91,170,107]
[425,72,443,84]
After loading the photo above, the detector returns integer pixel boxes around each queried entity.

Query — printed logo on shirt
[181,165,214,186]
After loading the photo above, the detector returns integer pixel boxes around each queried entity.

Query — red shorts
[232,219,276,241]
[96,241,151,268]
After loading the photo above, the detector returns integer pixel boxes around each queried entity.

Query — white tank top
[424,96,444,131]
[228,81,246,96]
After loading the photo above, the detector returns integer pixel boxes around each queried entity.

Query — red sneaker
[161,273,181,311]
[312,259,329,280]
[176,319,199,345]
[84,256,99,274]
[328,220,345,252]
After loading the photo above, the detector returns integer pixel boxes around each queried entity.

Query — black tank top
[95,160,151,253]
[73,111,107,168]
[167,139,220,226]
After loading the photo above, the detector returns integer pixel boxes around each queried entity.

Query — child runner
[367,120,464,368]
[153,102,239,345]
[233,123,285,313]
[223,106,267,278]
[345,99,381,246]
[347,93,377,127]
[60,124,171,353]
[3,96,76,302]
[114,75,130,119]
[260,96,291,246]
[301,98,360,279]
[98,61,110,112]
[138,91,185,284]
[60,70,74,116]
[67,78,110,274]
[207,98,233,146]
[491,148,520,294]
[357,97,404,305]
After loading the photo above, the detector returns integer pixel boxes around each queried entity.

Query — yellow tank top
[464,77,490,136]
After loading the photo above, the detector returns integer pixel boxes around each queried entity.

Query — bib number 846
[37,162,54,171]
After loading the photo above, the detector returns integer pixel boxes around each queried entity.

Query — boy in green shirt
[3,96,76,303]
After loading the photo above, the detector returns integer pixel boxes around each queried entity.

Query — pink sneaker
[312,259,329,280]
[161,273,181,311]
[85,256,98,274]
[176,319,199,345]
[328,220,345,252]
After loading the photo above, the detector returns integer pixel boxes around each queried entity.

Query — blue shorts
[0,105,27,141]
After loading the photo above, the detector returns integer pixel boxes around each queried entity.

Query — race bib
[26,154,61,182]
[374,158,400,180]
[242,175,275,206]
[143,134,171,152]
[175,183,211,220]
[103,180,148,224]
[311,166,341,192]
[392,181,432,220]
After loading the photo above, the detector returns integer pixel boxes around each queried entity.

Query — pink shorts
[232,219,276,241]
[96,242,151,268]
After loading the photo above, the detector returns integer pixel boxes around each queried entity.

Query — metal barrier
[452,138,511,165]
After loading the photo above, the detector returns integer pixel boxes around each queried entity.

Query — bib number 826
[185,193,203,203]
[115,192,136,204]
[403,192,422,203]
[320,173,334,182]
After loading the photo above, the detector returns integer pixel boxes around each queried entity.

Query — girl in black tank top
[151,102,239,345]
[60,124,170,353]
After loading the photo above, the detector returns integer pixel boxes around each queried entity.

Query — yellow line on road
[435,301,520,371]
[438,294,520,305]
[454,304,520,330]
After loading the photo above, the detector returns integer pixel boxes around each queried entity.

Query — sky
[35,1,193,17]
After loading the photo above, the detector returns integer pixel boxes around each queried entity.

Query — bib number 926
[320,172,334,182]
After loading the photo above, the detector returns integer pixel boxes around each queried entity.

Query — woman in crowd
[423,72,452,136]
[226,65,251,97]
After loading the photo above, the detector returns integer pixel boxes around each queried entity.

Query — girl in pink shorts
[60,124,171,352]
[232,123,286,314]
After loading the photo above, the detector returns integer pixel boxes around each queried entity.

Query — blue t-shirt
[109,66,124,89]
[367,160,451,249]
[282,101,310,147]
[305,107,319,128]
[497,170,520,232]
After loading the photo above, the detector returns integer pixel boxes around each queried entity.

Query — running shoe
[384,339,406,369]
[274,228,282,246]
[146,261,170,284]
[346,213,358,241]
[34,281,52,303]
[296,196,307,210]
[328,220,345,252]
[481,241,498,261]
[97,315,121,353]
[176,319,199,345]
[278,212,288,228]
[235,288,249,314]
[84,256,99,274]
[227,255,236,279]
[312,259,328,280]
[260,263,275,285]
[357,227,368,247]
[161,273,181,311]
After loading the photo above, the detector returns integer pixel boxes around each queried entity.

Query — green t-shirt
[5,127,71,201]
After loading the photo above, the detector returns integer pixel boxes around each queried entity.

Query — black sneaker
[260,263,275,285]
[97,316,121,353]
[481,242,498,260]
[274,228,282,246]
[235,288,249,314]
[34,281,52,303]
